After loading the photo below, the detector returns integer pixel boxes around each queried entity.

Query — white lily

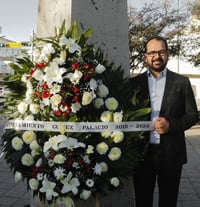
[39,175,58,200]
[43,135,67,153]
[61,171,80,195]
[59,137,85,150]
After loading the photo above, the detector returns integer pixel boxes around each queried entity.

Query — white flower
[71,102,81,113]
[24,114,34,121]
[53,154,66,164]
[37,173,44,181]
[111,131,124,143]
[39,175,58,200]
[50,94,62,109]
[21,153,34,166]
[93,98,104,109]
[14,171,23,183]
[101,131,111,138]
[82,91,93,105]
[29,178,39,190]
[41,43,55,55]
[95,64,106,74]
[44,62,66,86]
[32,69,44,81]
[110,177,120,187]
[80,189,92,200]
[86,145,94,154]
[96,142,109,155]
[22,131,36,144]
[105,97,118,111]
[30,140,40,150]
[11,136,23,151]
[59,137,85,150]
[89,78,98,90]
[94,163,102,175]
[100,111,112,122]
[99,162,108,173]
[86,179,94,187]
[60,37,81,54]
[66,70,83,85]
[61,171,80,195]
[108,147,121,161]
[97,84,109,98]
[43,135,67,153]
[113,111,123,122]
[18,101,28,114]
[54,167,66,180]
[29,103,40,114]
[50,83,61,94]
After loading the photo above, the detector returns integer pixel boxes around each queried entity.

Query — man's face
[144,39,169,73]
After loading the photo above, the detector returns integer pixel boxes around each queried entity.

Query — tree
[128,0,192,73]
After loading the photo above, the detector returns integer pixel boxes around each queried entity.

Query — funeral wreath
[0,21,150,206]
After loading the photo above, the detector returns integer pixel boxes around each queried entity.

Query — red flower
[42,91,51,98]
[30,68,36,75]
[35,62,47,69]
[71,62,80,70]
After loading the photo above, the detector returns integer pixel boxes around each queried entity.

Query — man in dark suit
[130,36,199,207]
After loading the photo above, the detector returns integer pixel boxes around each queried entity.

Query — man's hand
[154,117,169,134]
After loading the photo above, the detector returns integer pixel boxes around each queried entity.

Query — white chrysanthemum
[82,91,93,106]
[25,89,33,102]
[95,64,106,74]
[108,147,121,161]
[11,136,23,151]
[50,94,62,109]
[53,154,66,164]
[54,167,66,180]
[110,177,120,187]
[86,145,94,154]
[21,74,29,83]
[105,97,119,111]
[96,142,109,155]
[80,189,92,200]
[21,153,34,166]
[100,111,112,122]
[18,101,28,114]
[111,131,124,143]
[101,131,111,138]
[93,98,104,109]
[113,111,123,122]
[96,84,109,98]
[22,131,36,144]
[14,171,23,183]
[99,162,108,173]
[66,70,83,85]
[29,178,39,190]
[71,102,81,113]
[32,69,44,81]
[29,103,40,114]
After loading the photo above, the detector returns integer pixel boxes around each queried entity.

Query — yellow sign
[6,42,22,48]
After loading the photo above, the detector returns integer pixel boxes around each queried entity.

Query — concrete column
[37,0,130,76]
[35,1,134,206]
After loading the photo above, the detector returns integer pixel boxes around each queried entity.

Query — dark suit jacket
[129,69,199,166]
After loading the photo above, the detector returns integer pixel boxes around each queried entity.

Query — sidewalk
[0,124,200,207]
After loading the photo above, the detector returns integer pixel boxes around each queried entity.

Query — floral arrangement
[1,21,150,206]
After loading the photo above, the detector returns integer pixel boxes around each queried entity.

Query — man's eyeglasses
[146,50,168,57]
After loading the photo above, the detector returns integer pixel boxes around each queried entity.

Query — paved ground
[0,122,200,207]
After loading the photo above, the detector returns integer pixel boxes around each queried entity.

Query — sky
[0,0,195,42]
[0,0,39,41]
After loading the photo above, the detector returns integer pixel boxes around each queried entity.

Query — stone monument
[33,0,134,206]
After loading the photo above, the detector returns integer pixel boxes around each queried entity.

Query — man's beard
[149,57,167,72]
